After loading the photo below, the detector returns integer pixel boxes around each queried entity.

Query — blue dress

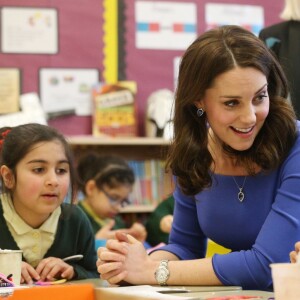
[158,123,300,290]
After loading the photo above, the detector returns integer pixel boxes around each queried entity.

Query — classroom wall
[121,0,283,136]
[0,0,104,135]
[0,0,284,136]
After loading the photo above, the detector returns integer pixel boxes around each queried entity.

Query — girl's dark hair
[77,152,135,195]
[0,123,77,203]
[167,25,297,195]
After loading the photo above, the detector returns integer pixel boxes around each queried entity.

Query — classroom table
[94,283,274,300]
[2,278,274,300]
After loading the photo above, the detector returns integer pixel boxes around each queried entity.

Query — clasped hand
[97,231,155,285]
[21,257,75,284]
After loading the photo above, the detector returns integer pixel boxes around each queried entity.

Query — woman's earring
[196,108,204,117]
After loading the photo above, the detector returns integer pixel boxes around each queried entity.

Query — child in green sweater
[146,195,174,246]
[77,152,147,242]
[0,124,98,284]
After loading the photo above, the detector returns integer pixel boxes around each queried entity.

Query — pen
[62,254,83,262]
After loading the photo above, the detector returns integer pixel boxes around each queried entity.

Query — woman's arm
[97,232,222,285]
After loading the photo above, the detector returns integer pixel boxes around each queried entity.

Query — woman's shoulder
[279,121,300,166]
[291,121,300,148]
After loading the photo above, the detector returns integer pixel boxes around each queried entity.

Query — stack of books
[128,159,172,206]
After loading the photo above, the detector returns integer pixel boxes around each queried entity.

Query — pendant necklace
[232,176,247,202]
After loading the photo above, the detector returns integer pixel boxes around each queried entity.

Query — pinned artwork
[145,89,174,140]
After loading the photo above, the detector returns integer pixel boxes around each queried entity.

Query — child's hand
[95,220,147,242]
[160,214,173,233]
[290,241,300,263]
[95,220,116,239]
[127,222,147,242]
[35,257,75,281]
[21,261,40,284]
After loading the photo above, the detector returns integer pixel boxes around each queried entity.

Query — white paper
[1,7,58,54]
[205,3,264,36]
[0,285,29,297]
[0,68,20,114]
[0,93,47,127]
[39,68,99,116]
[173,56,181,91]
[135,1,197,50]
[101,285,192,299]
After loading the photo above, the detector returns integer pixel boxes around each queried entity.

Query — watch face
[156,267,169,284]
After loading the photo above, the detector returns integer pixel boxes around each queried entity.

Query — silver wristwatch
[154,260,170,286]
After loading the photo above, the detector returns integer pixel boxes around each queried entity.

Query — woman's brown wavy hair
[166,25,297,195]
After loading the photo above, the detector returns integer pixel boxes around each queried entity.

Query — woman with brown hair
[96,25,300,291]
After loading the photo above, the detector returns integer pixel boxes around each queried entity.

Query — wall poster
[1,7,58,54]
[0,68,21,114]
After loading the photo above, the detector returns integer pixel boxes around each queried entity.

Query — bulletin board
[119,0,284,136]
[0,0,283,136]
[0,0,104,135]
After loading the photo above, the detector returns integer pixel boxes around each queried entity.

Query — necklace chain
[232,176,247,202]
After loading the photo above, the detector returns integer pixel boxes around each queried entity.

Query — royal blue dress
[158,123,300,290]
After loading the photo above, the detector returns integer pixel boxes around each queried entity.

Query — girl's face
[198,66,269,152]
[87,182,132,219]
[1,141,70,228]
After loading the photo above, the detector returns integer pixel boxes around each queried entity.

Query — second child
[77,152,147,242]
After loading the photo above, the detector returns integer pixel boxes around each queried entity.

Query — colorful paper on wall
[92,81,138,137]
[205,3,264,36]
[135,1,197,50]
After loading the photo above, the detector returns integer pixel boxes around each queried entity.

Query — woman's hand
[21,261,40,284]
[290,241,300,263]
[97,231,156,285]
[35,257,75,281]
[160,215,173,233]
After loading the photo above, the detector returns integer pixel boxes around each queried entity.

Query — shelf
[67,136,171,146]
[69,136,173,217]
[119,205,155,214]
[68,136,171,160]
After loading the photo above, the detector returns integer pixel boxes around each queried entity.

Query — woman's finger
[106,239,128,254]
[100,268,128,284]
[98,248,126,262]
[97,246,107,257]
[107,270,128,284]
[98,261,123,274]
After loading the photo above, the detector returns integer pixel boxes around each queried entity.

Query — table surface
[75,279,274,300]
[3,278,274,300]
